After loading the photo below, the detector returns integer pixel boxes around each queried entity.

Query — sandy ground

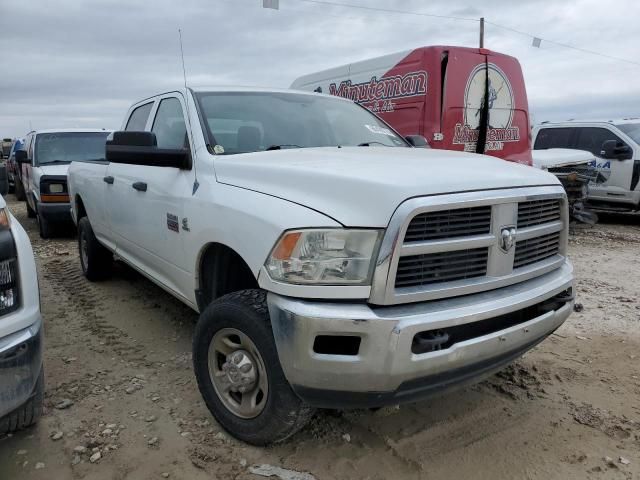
[0,194,638,480]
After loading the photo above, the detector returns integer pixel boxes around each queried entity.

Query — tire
[0,369,44,436]
[78,216,113,281]
[14,179,25,201]
[193,289,314,445]
[26,199,36,218]
[37,210,52,238]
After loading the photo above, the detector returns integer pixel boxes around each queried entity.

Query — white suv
[532,119,640,212]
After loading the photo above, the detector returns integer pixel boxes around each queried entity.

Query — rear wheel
[193,289,314,445]
[78,217,113,280]
[0,369,44,436]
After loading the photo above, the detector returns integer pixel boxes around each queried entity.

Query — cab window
[575,127,629,157]
[151,98,188,149]
[125,102,153,131]
[533,127,574,150]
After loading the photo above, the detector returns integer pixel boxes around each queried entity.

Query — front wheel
[26,199,37,218]
[14,179,25,201]
[193,289,314,445]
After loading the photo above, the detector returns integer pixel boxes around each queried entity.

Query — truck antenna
[178,28,199,195]
[178,28,188,90]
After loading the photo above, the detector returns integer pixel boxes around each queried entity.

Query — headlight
[48,183,64,193]
[0,208,11,230]
[265,229,382,285]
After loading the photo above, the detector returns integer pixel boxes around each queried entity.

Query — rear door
[441,50,531,164]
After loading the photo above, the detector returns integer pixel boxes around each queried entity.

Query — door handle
[103,176,114,184]
[132,181,147,192]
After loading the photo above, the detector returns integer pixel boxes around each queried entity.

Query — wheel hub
[221,350,257,393]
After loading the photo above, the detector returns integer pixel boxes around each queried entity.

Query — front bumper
[0,319,43,418]
[38,202,72,223]
[267,261,574,408]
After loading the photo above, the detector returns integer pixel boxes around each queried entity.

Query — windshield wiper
[42,160,71,164]
[358,141,389,147]
[266,144,302,151]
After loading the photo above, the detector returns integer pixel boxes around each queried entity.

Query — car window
[615,123,640,145]
[195,92,408,155]
[533,128,575,150]
[151,97,188,149]
[575,127,628,157]
[125,102,154,131]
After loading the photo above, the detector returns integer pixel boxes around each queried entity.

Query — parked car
[1,138,12,159]
[533,119,640,212]
[68,87,574,445]
[0,189,44,435]
[532,148,601,224]
[16,129,111,238]
[292,45,533,165]
[6,138,25,195]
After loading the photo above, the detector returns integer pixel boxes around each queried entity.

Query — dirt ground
[0,194,638,480]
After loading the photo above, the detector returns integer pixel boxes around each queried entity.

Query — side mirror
[601,140,633,160]
[405,135,430,148]
[14,150,29,164]
[106,131,191,169]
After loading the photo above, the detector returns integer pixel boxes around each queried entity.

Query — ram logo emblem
[499,226,517,253]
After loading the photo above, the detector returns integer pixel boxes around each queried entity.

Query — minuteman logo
[453,63,520,152]
[327,71,427,114]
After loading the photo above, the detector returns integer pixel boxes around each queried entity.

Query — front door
[107,95,195,300]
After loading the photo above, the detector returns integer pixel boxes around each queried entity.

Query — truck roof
[537,118,640,126]
[133,86,352,105]
[32,128,112,134]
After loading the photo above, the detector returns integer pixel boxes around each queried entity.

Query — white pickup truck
[68,87,575,445]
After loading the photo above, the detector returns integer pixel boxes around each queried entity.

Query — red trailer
[292,46,532,165]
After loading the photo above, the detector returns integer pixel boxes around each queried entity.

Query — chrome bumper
[267,261,573,408]
[0,319,43,418]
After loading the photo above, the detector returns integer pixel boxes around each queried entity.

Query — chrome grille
[518,199,561,228]
[404,206,491,242]
[371,187,568,306]
[514,232,561,269]
[395,248,489,288]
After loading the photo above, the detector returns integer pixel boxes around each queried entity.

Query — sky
[0,0,638,138]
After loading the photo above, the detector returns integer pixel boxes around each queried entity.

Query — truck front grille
[404,206,491,242]
[395,248,488,288]
[517,199,561,228]
[374,189,568,305]
[514,232,561,269]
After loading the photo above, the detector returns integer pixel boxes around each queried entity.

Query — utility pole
[479,17,485,48]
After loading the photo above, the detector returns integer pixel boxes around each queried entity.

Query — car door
[107,95,195,299]
[22,134,37,212]
[574,126,635,202]
[105,101,155,266]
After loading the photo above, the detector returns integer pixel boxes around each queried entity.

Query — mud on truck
[68,87,574,445]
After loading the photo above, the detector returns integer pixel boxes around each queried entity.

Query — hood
[532,149,595,169]
[37,163,70,177]
[215,147,559,227]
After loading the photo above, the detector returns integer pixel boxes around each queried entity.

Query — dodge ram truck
[68,87,575,445]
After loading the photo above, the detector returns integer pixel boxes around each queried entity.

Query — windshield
[34,132,110,165]
[615,123,640,145]
[195,92,409,154]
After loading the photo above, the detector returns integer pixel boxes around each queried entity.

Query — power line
[286,0,640,67]
[484,20,640,67]
[293,0,479,23]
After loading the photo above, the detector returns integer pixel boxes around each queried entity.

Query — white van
[16,129,111,237]
[532,119,640,212]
